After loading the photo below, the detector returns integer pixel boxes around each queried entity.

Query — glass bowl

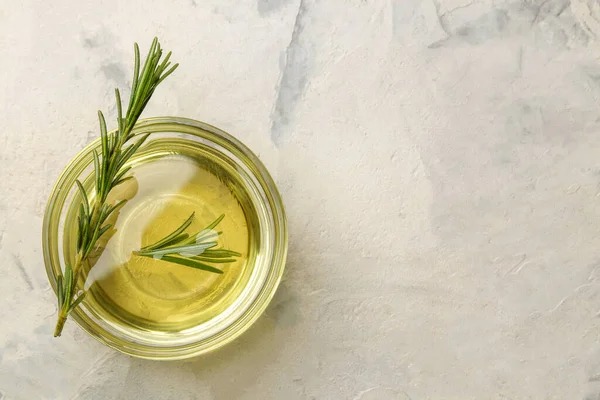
[42,117,287,360]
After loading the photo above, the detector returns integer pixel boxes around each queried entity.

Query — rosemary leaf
[68,292,86,314]
[202,249,243,258]
[75,180,89,216]
[115,88,123,134]
[112,166,132,186]
[140,212,195,251]
[159,256,224,274]
[56,275,64,308]
[97,224,112,240]
[193,257,238,264]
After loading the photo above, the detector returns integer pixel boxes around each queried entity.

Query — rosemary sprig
[133,213,241,274]
[53,38,179,337]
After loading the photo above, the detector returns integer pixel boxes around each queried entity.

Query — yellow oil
[66,141,258,333]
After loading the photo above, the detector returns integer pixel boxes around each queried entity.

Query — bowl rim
[42,116,288,360]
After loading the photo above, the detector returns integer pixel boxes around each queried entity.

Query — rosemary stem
[54,254,83,337]
[53,314,67,337]
[51,38,179,338]
[53,200,100,337]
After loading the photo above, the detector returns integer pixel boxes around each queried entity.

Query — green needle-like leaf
[115,88,123,134]
[104,199,127,221]
[127,43,141,118]
[116,133,150,171]
[97,224,112,240]
[68,292,86,314]
[112,166,132,186]
[180,214,226,246]
[140,212,195,251]
[148,232,189,250]
[193,257,237,264]
[57,275,64,307]
[92,150,101,190]
[75,180,89,216]
[99,111,108,158]
[203,249,243,258]
[204,214,225,231]
[159,256,224,274]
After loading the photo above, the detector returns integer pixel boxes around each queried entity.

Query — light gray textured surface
[2,0,600,398]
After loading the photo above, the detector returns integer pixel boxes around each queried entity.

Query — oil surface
[75,152,254,333]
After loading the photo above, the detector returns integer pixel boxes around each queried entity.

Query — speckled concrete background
[3,0,600,398]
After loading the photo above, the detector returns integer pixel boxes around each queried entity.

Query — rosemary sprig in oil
[133,213,241,274]
[53,38,178,337]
